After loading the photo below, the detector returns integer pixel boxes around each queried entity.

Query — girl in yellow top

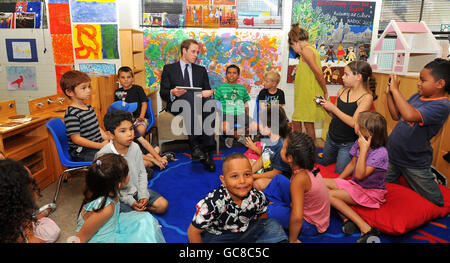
[288,24,328,142]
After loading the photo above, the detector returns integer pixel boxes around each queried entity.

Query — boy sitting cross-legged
[215,64,258,148]
[96,110,168,214]
[187,153,287,243]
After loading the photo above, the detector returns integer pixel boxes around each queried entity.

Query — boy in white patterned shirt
[187,153,287,243]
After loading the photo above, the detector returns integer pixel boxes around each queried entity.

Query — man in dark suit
[160,39,216,172]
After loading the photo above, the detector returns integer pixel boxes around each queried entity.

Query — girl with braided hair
[263,131,330,243]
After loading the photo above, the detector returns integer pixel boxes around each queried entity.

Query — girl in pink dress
[325,111,389,243]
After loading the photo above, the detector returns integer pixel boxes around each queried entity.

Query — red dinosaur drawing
[243,17,254,26]
[10,75,24,89]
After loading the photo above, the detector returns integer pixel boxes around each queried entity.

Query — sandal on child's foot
[356,228,380,243]
[342,220,357,235]
[160,152,176,162]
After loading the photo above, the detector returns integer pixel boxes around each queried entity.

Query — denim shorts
[319,133,354,173]
[201,218,287,243]
[386,162,444,207]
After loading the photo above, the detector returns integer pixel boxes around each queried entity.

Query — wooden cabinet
[119,29,146,94]
[119,28,158,135]
[87,75,118,129]
[373,73,450,184]
[0,100,53,189]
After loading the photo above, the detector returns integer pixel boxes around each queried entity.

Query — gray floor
[35,140,189,243]
[36,173,85,243]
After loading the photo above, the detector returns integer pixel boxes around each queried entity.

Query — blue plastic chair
[145,97,155,135]
[45,118,91,210]
[107,98,156,143]
[253,94,261,124]
[108,101,138,113]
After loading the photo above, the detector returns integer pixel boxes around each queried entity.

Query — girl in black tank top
[318,61,377,173]
[328,89,368,143]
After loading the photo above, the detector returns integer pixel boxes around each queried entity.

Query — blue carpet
[148,146,450,243]
[148,146,246,243]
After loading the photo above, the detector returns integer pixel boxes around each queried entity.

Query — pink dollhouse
[370,20,441,75]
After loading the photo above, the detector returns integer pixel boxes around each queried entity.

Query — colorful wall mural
[289,0,377,84]
[143,28,282,94]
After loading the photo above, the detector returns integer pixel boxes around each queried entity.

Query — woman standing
[289,24,328,142]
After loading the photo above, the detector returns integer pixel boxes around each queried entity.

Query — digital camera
[314,95,324,105]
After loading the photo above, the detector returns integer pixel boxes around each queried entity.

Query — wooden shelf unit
[119,29,146,93]
[119,28,158,130]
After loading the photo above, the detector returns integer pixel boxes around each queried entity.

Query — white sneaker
[224,137,234,148]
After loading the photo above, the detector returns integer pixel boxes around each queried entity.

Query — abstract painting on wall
[101,24,119,59]
[69,0,117,23]
[48,3,72,34]
[79,63,116,75]
[6,66,37,91]
[143,28,282,94]
[73,24,119,60]
[52,34,75,64]
[55,65,74,94]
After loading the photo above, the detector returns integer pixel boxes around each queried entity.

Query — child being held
[325,111,389,243]
[62,70,109,162]
[96,110,168,214]
[72,153,165,243]
[187,153,287,243]
[114,66,149,137]
[264,132,330,243]
[386,58,450,207]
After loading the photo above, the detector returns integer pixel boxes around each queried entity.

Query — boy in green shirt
[215,65,257,148]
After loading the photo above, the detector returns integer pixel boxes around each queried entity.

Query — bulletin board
[142,0,282,29]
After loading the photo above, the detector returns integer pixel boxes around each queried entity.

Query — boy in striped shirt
[61,71,108,162]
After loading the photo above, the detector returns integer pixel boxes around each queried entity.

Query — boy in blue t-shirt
[386,58,450,206]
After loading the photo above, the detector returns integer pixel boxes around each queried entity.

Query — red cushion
[316,164,450,236]
[316,163,338,179]
[352,183,450,235]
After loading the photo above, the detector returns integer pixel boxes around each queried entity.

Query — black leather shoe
[191,146,206,160]
[201,152,216,172]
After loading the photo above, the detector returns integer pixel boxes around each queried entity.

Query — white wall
[0,29,56,115]
[118,0,140,29]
